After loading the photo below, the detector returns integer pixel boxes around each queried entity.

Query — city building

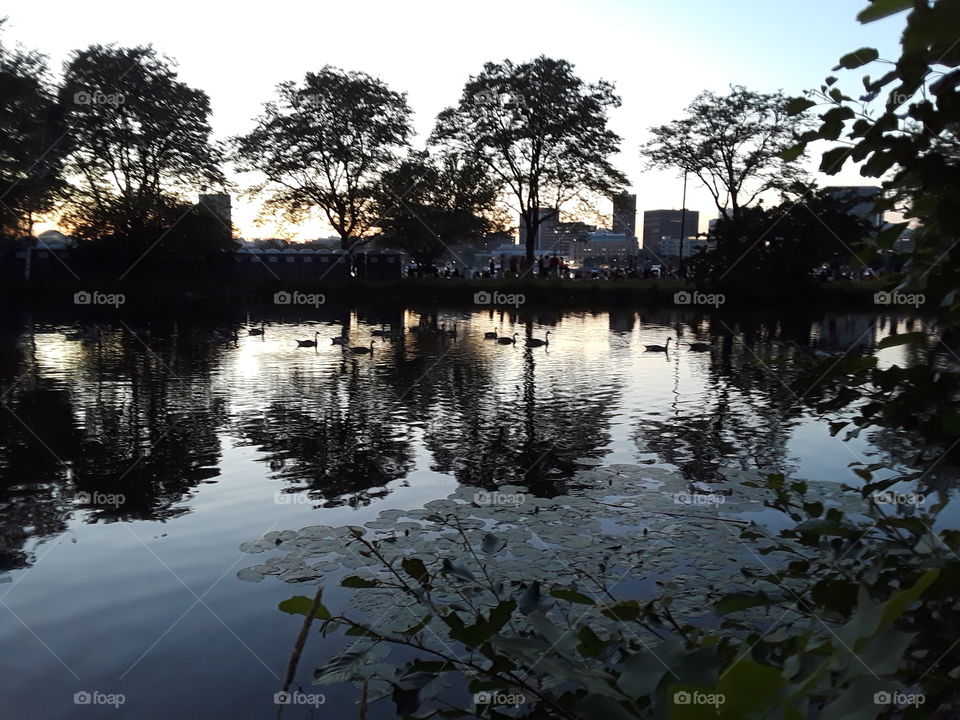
[198,192,233,235]
[565,231,638,262]
[518,208,559,251]
[611,193,637,236]
[642,209,699,250]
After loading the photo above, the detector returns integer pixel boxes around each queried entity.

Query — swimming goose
[296,332,320,348]
[644,338,672,352]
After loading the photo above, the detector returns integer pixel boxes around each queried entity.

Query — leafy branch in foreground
[265,475,956,719]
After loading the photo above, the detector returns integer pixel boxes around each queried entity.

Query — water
[0,304,948,718]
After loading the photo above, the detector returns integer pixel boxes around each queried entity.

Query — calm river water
[0,303,951,718]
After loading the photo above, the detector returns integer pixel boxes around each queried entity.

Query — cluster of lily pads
[237,463,905,717]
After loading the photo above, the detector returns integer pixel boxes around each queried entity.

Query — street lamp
[678,171,688,277]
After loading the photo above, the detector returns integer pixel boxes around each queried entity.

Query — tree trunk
[523,209,537,266]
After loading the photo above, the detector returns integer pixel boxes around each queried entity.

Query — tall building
[518,208,559,251]
[611,193,637,236]
[199,192,233,236]
[642,209,699,250]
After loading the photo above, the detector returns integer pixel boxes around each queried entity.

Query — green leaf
[786,97,816,116]
[821,146,850,173]
[398,614,433,636]
[877,331,926,350]
[576,626,609,658]
[834,47,880,70]
[879,568,939,629]
[341,575,379,588]
[345,625,379,637]
[550,588,596,605]
[779,143,806,162]
[715,591,774,616]
[602,600,641,622]
[278,595,331,620]
[716,659,786,715]
[401,557,429,585]
[857,0,911,23]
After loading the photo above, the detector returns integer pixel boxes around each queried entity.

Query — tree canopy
[58,44,225,249]
[432,56,626,264]
[371,149,503,266]
[0,22,65,242]
[642,86,807,221]
[233,66,413,250]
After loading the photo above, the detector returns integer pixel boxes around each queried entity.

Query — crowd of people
[405,254,670,280]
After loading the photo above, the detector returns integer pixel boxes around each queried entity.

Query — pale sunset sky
[4,0,905,240]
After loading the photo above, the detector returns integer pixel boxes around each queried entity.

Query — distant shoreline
[0,276,903,312]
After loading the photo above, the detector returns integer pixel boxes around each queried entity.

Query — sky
[4,0,907,240]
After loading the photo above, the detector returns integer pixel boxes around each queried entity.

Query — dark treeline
[0,19,898,294]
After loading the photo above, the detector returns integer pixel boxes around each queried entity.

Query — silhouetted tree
[371,149,502,266]
[691,187,872,295]
[642,86,807,220]
[432,56,626,264]
[0,23,65,242]
[233,66,412,250]
[58,45,225,254]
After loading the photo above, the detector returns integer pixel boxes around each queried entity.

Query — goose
[644,337,672,352]
[350,340,375,354]
[296,332,320,348]
[687,341,713,352]
[497,333,519,345]
[526,331,551,348]
[444,323,458,338]
[248,322,265,336]
[484,328,499,339]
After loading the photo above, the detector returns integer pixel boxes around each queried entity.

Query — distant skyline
[4,0,905,240]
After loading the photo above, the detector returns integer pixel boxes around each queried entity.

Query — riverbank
[1,275,892,311]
